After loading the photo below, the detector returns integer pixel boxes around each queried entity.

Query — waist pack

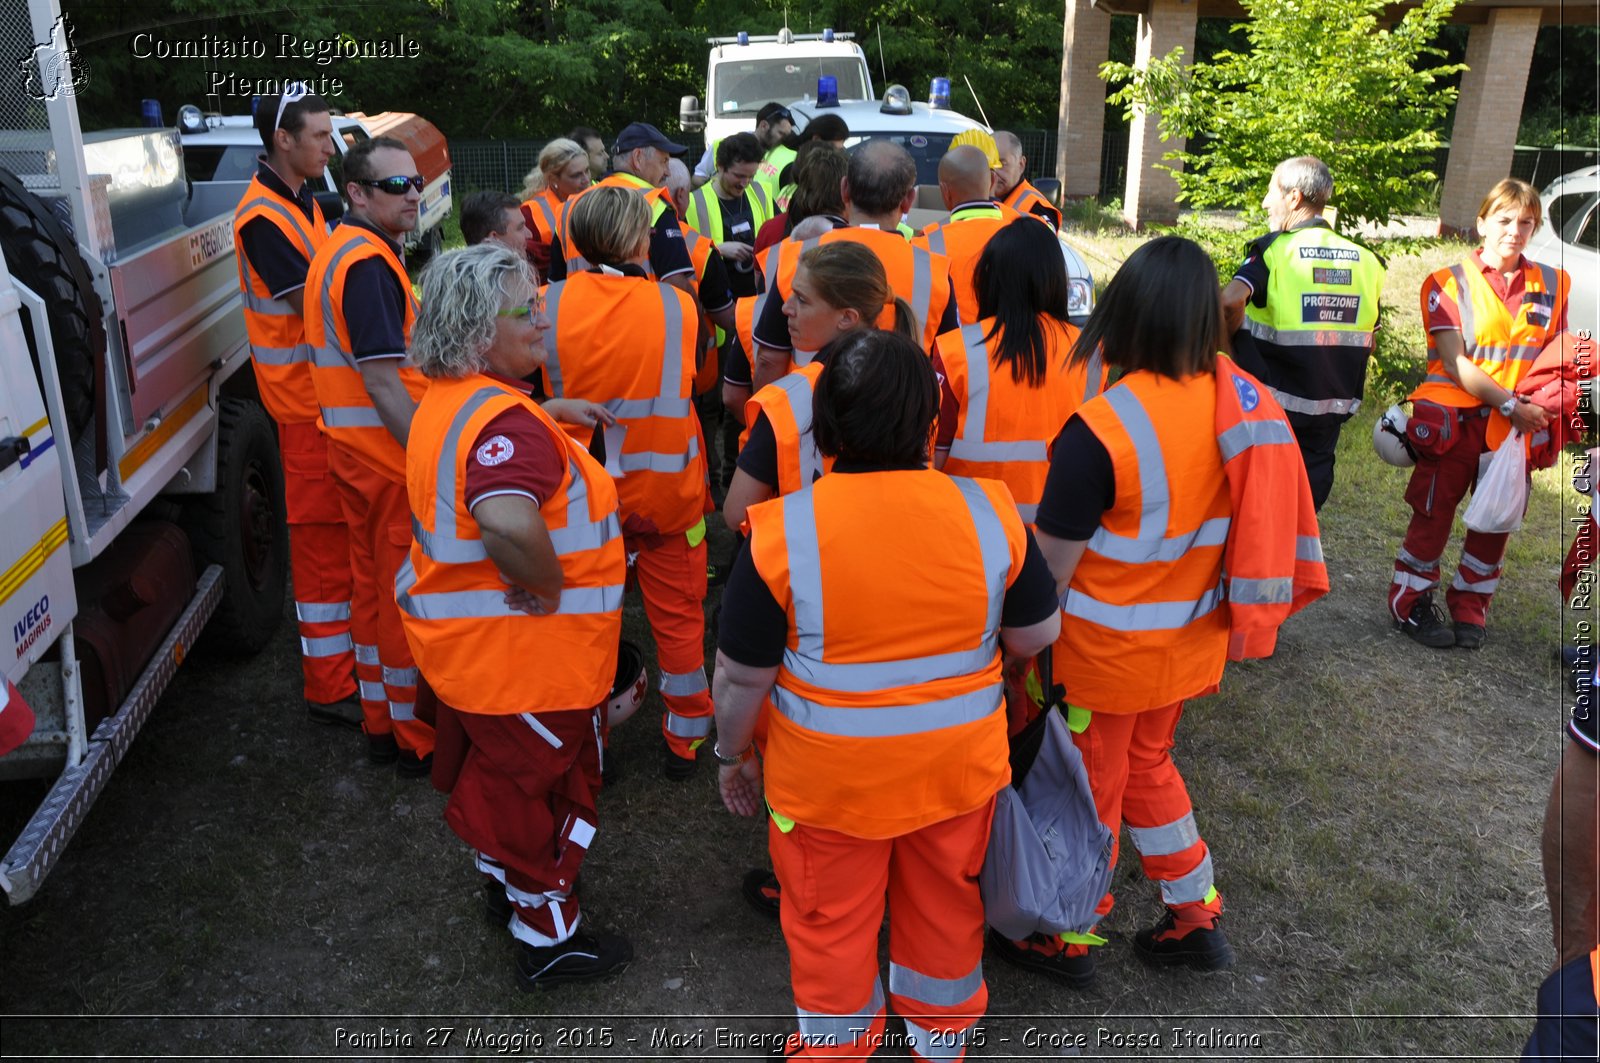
[980,702,1114,939]
[1405,400,1462,460]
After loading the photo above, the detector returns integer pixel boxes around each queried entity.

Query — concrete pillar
[1056,0,1113,200]
[1438,7,1542,236]
[1123,0,1198,228]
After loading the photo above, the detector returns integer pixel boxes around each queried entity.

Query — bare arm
[712,651,779,817]
[1033,531,1090,599]
[1220,278,1251,336]
[1435,330,1549,433]
[752,343,791,393]
[1001,613,1060,660]
[722,468,774,534]
[283,288,306,318]
[933,449,949,471]
[539,398,616,429]
[358,357,418,447]
[722,381,751,425]
[473,494,563,612]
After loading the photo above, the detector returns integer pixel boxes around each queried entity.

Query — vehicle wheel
[407,224,443,271]
[182,398,287,657]
[0,168,103,440]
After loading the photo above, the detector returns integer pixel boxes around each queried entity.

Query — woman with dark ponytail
[931,217,1107,527]
[722,240,914,532]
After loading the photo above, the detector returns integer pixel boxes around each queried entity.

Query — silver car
[1527,166,1598,340]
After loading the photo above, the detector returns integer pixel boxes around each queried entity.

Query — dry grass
[0,227,1588,1060]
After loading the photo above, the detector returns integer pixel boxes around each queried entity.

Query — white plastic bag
[1463,428,1528,533]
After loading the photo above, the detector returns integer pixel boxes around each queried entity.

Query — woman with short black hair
[714,328,1060,1057]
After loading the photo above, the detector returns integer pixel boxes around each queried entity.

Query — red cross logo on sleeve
[476,434,515,467]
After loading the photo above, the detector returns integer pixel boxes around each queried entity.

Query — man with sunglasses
[305,136,435,775]
[233,85,361,732]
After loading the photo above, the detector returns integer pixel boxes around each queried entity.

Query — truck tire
[407,224,443,270]
[182,398,287,657]
[0,168,103,440]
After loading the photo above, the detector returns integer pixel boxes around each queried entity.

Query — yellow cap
[949,128,1000,169]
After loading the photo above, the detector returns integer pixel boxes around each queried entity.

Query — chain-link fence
[451,128,1596,203]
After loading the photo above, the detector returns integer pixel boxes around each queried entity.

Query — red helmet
[607,639,648,726]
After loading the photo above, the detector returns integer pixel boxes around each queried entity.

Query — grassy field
[0,217,1588,1060]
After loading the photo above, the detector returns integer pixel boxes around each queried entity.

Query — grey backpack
[980,703,1114,939]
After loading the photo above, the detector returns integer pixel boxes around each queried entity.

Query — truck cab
[680,29,874,149]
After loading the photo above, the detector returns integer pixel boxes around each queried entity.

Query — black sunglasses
[357,175,424,195]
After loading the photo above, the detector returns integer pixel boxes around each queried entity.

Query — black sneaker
[986,929,1096,988]
[741,867,781,918]
[662,741,697,782]
[483,881,512,927]
[306,694,363,729]
[1397,596,1455,649]
[707,562,730,588]
[515,928,633,990]
[366,732,400,765]
[1133,910,1235,970]
[397,750,433,778]
[1452,622,1486,650]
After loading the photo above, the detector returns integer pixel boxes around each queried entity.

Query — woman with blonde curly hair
[399,243,628,990]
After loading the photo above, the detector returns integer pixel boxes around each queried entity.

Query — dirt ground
[1,478,1581,1062]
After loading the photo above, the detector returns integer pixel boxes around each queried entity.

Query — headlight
[1067,277,1094,319]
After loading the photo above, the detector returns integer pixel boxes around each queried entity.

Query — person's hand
[717,241,754,265]
[1509,398,1549,434]
[1575,447,1600,495]
[541,398,616,428]
[502,577,559,616]
[718,755,764,817]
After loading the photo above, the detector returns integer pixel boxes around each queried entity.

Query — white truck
[0,0,288,903]
[679,27,875,149]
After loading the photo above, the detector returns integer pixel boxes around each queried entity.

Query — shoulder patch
[1232,374,1260,412]
[1427,289,1441,313]
[476,435,515,467]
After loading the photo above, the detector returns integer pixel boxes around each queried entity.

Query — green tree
[1101,0,1464,230]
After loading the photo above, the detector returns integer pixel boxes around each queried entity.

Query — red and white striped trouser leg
[1445,531,1510,626]
[278,421,356,704]
[327,440,390,737]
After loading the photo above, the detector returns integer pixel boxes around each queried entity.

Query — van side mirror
[1032,177,1062,206]
[314,189,345,222]
[680,95,705,133]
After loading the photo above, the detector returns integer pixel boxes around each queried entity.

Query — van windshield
[713,58,869,116]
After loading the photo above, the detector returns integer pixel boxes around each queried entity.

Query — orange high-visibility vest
[912,203,1030,326]
[741,361,832,496]
[397,374,625,714]
[304,223,428,482]
[233,175,328,424]
[556,172,671,275]
[752,227,955,363]
[521,187,561,245]
[682,227,720,394]
[746,469,1024,837]
[1412,256,1569,449]
[1001,180,1062,230]
[1056,371,1232,714]
[935,317,1103,526]
[542,271,707,533]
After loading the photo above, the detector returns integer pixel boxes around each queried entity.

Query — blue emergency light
[817,75,840,108]
[140,99,163,128]
[737,30,748,45]
[823,27,835,42]
[929,78,950,109]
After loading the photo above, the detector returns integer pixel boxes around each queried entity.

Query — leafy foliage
[1100,0,1464,230]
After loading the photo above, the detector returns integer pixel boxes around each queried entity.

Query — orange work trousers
[277,420,355,705]
[327,441,434,757]
[770,799,993,1062]
[1071,701,1216,920]
[633,530,711,758]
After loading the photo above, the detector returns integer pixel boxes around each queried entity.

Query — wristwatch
[713,741,750,766]
[1498,396,1519,418]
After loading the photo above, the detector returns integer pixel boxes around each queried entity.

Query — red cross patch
[476,435,515,466]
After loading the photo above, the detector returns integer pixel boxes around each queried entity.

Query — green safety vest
[754,143,797,203]
[685,181,773,245]
[1243,222,1385,419]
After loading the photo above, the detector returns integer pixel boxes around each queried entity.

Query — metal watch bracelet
[713,741,750,766]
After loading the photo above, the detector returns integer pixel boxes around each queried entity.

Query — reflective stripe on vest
[1063,386,1225,629]
[410,386,621,566]
[1450,262,1556,366]
[524,193,559,241]
[946,324,1049,466]
[775,477,1006,728]
[396,566,624,619]
[1270,389,1361,417]
[771,371,824,490]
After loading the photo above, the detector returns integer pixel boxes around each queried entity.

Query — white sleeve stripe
[469,489,540,510]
